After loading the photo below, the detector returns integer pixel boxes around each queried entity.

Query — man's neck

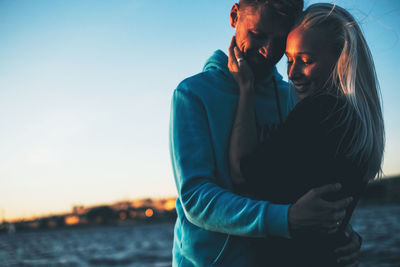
[254,67,274,84]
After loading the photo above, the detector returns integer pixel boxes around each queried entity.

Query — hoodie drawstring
[272,76,283,124]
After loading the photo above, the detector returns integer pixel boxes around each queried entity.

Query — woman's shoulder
[290,92,347,122]
[297,92,345,110]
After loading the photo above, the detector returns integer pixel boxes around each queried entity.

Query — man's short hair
[239,0,304,24]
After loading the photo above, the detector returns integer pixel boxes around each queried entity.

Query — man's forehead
[244,5,291,35]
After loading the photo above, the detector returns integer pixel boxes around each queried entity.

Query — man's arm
[170,86,291,238]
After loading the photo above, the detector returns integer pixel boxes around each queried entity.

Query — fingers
[326,211,345,233]
[327,225,339,234]
[354,231,362,247]
[335,231,361,256]
[330,196,353,211]
[335,242,359,257]
[228,36,238,71]
[343,224,353,238]
[229,35,247,72]
[310,184,353,212]
[315,208,347,234]
[334,210,346,221]
[234,46,252,74]
[334,232,361,266]
[234,46,243,63]
[343,225,362,246]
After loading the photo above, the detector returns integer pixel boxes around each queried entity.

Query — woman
[228,3,385,266]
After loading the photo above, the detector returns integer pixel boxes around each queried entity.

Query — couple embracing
[170,1,384,266]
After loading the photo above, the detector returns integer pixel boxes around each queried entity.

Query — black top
[238,94,367,266]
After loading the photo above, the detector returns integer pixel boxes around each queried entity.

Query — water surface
[1,204,399,266]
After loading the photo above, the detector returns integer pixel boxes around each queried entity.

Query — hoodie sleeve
[169,86,291,239]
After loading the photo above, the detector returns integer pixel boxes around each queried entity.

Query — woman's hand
[228,37,258,188]
[334,225,362,266]
[228,36,255,94]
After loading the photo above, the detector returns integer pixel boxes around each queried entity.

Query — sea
[0,204,399,267]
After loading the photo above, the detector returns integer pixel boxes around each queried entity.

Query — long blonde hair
[295,3,385,181]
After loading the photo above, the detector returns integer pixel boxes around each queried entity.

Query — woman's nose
[258,46,268,58]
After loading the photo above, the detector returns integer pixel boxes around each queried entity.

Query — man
[169,1,361,266]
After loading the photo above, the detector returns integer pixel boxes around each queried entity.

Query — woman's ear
[230,3,240,28]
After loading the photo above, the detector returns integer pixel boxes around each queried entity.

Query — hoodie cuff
[264,203,291,239]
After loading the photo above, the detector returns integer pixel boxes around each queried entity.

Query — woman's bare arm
[229,91,258,185]
[227,37,258,185]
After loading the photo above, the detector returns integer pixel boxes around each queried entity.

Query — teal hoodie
[169,50,295,266]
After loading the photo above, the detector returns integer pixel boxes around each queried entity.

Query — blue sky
[1,0,399,220]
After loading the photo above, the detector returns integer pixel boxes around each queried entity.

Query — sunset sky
[1,0,399,220]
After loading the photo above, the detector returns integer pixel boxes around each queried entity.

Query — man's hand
[288,183,353,235]
[334,225,362,266]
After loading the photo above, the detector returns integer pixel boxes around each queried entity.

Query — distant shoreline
[2,176,399,234]
[360,175,400,204]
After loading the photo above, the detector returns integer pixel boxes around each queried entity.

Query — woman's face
[285,25,338,99]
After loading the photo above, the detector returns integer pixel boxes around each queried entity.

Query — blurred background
[0,0,399,266]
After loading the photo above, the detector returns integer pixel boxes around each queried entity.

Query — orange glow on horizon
[164,199,176,211]
[65,216,79,225]
[145,208,153,217]
[5,197,179,223]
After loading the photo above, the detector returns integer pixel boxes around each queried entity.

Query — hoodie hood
[202,50,284,94]
[202,49,230,77]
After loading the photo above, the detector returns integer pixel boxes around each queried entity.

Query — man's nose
[288,61,301,80]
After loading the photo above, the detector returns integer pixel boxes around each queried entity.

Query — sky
[0,0,399,220]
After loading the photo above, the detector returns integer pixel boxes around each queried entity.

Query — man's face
[230,4,290,80]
